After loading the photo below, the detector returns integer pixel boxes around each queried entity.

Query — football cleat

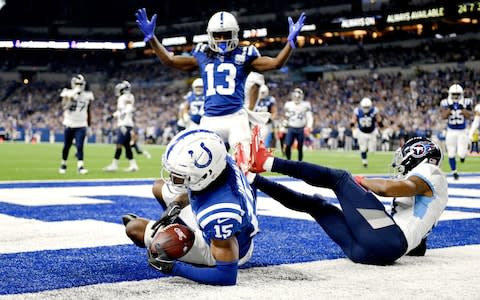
[124,166,139,172]
[249,125,272,173]
[122,213,138,226]
[103,164,118,172]
[78,167,88,175]
[453,172,459,180]
[143,150,152,160]
[59,164,67,174]
[234,143,249,174]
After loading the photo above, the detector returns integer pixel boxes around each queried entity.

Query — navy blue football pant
[285,127,305,161]
[62,127,87,160]
[253,159,408,265]
[115,126,133,160]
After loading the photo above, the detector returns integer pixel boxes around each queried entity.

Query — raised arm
[251,12,306,72]
[135,8,198,71]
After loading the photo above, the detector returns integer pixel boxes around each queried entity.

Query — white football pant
[446,129,468,159]
[357,130,377,153]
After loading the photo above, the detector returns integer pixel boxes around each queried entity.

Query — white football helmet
[206,11,239,54]
[191,78,204,96]
[360,97,372,112]
[259,85,269,99]
[448,84,464,103]
[71,74,86,91]
[162,129,227,192]
[291,88,303,103]
[114,80,131,97]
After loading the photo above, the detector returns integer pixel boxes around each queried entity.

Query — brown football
[150,223,195,259]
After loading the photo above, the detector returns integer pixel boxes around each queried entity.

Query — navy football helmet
[392,137,443,176]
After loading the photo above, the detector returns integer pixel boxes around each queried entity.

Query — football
[150,223,195,259]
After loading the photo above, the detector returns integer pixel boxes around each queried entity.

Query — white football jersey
[284,100,313,128]
[61,88,94,128]
[116,93,135,127]
[244,71,265,109]
[392,163,448,253]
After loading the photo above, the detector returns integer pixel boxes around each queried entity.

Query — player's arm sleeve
[172,260,238,285]
[306,107,313,129]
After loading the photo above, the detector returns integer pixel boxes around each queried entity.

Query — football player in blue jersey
[440,84,473,180]
[122,129,259,286]
[351,97,383,167]
[181,78,205,129]
[249,126,448,264]
[135,8,305,173]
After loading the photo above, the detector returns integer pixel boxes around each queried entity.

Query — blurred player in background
[440,84,473,180]
[351,97,383,168]
[181,78,205,129]
[249,127,447,264]
[58,74,94,175]
[244,71,265,110]
[283,87,313,161]
[122,129,258,285]
[103,80,139,172]
[254,84,277,148]
[469,103,480,154]
[130,129,151,159]
[135,8,305,172]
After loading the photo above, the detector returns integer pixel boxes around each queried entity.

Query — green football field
[0,142,479,181]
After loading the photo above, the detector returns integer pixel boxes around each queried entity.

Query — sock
[61,160,66,166]
[112,159,119,167]
[448,157,456,172]
[77,161,84,168]
[246,172,257,184]
[263,157,274,172]
[129,159,138,168]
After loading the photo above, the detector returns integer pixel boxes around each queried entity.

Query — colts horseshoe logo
[188,142,212,168]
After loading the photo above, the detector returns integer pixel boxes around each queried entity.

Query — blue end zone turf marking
[1,177,480,295]
[1,216,480,295]
[0,195,160,223]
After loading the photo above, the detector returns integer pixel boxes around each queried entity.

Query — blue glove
[287,12,306,49]
[135,8,157,42]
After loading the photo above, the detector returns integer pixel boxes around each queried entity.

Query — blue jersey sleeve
[173,260,238,285]
[199,205,244,241]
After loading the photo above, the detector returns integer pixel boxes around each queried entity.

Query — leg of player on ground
[263,158,408,264]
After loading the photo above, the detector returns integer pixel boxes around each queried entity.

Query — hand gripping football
[150,223,195,259]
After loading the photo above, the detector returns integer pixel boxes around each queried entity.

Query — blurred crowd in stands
[0,39,479,152]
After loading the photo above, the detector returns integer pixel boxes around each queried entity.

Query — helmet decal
[410,143,427,158]
[189,142,213,168]
[392,137,443,177]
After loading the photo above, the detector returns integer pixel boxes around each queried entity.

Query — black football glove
[150,201,182,238]
[147,244,175,274]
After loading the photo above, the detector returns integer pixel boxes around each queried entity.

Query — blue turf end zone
[0,178,479,295]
